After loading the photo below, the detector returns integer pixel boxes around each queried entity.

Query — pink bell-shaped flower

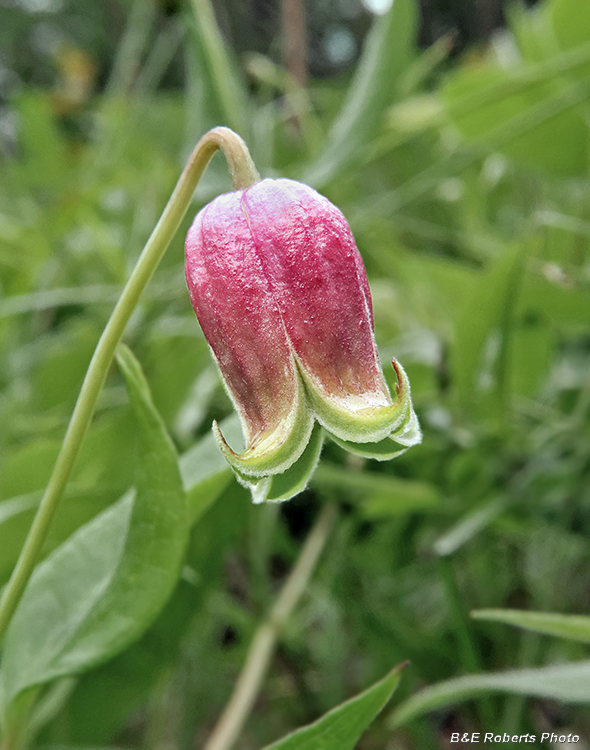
[185,178,420,502]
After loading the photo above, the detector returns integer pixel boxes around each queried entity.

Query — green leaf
[388,661,590,728]
[312,465,440,518]
[262,663,406,750]
[551,0,590,52]
[0,439,62,501]
[442,58,590,175]
[0,494,42,586]
[451,243,527,422]
[304,0,417,187]
[66,485,248,743]
[14,93,70,191]
[471,609,590,644]
[433,497,507,557]
[0,411,139,589]
[0,488,124,589]
[0,346,188,729]
[507,1,557,64]
[1,408,137,503]
[66,580,198,743]
[521,271,590,330]
[509,314,555,398]
[188,0,251,139]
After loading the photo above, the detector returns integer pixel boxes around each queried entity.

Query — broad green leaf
[507,1,557,64]
[304,0,417,187]
[509,315,555,398]
[0,439,62,501]
[173,365,219,443]
[262,663,406,750]
[14,93,70,191]
[65,580,198,743]
[551,0,590,52]
[65,485,248,743]
[520,272,590,330]
[1,409,136,502]
[0,489,121,589]
[433,497,507,557]
[0,346,188,729]
[389,661,590,728]
[442,59,590,175]
[472,609,590,644]
[451,243,527,422]
[0,411,138,587]
[312,465,440,518]
[0,495,40,587]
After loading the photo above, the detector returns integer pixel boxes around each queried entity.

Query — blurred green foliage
[1,0,590,747]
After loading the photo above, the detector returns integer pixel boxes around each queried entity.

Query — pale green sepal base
[328,434,409,461]
[213,375,314,478]
[327,410,421,461]
[326,360,422,461]
[235,423,324,503]
[391,407,422,447]
[299,358,419,445]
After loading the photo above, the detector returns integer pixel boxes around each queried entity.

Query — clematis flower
[185,178,421,502]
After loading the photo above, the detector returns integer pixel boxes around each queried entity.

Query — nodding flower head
[185,178,421,502]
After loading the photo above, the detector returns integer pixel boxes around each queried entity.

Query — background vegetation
[1,0,589,747]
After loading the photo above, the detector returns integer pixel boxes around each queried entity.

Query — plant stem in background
[0,127,259,643]
[106,0,157,97]
[190,0,250,137]
[438,557,494,726]
[202,503,338,750]
[281,0,307,90]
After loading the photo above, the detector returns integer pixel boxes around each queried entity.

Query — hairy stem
[202,503,338,750]
[0,127,259,642]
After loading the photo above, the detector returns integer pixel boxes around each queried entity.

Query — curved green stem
[0,126,259,642]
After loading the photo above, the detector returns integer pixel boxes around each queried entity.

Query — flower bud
[185,178,420,501]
